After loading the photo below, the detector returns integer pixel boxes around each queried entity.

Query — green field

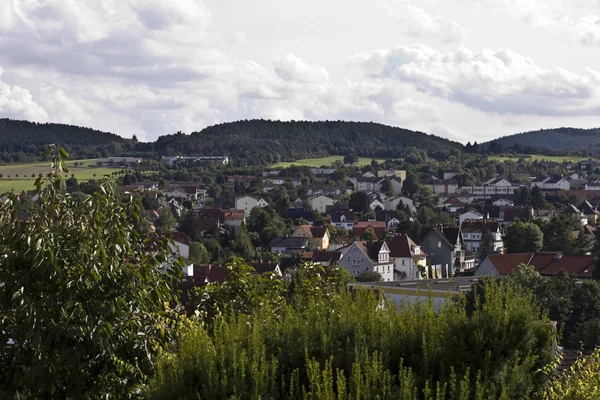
[0,159,122,193]
[489,154,595,163]
[272,156,390,168]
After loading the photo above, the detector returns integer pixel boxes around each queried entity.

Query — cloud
[381,1,467,44]
[352,44,600,116]
[273,54,330,84]
[0,67,48,121]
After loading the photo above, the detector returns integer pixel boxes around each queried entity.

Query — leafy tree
[360,227,376,242]
[0,147,182,398]
[231,225,255,259]
[356,270,382,282]
[380,177,393,196]
[343,153,359,164]
[156,204,177,233]
[504,221,544,253]
[477,230,496,260]
[402,170,420,196]
[543,214,581,253]
[189,242,211,265]
[247,207,286,247]
[349,191,369,214]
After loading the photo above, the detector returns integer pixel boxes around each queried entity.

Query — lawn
[0,159,122,193]
[489,154,595,163]
[272,156,390,168]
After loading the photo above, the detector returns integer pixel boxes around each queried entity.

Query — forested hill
[0,119,134,162]
[485,127,600,155]
[153,119,463,165]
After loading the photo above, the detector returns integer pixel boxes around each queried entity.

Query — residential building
[329,209,354,231]
[420,227,474,275]
[387,234,427,280]
[308,195,335,214]
[161,156,229,165]
[377,170,406,182]
[492,198,515,207]
[269,237,314,255]
[310,250,342,267]
[353,221,386,240]
[460,218,504,254]
[292,225,330,250]
[369,198,385,211]
[385,196,416,214]
[458,211,483,226]
[476,253,595,279]
[579,201,599,225]
[249,262,282,276]
[338,241,394,281]
[562,204,588,226]
[531,175,570,190]
[235,195,269,217]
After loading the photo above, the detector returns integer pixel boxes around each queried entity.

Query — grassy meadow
[272,155,390,168]
[0,159,121,193]
[489,154,595,163]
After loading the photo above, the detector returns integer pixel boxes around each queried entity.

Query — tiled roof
[484,252,596,278]
[387,234,428,258]
[311,250,342,263]
[249,262,280,274]
[167,232,191,246]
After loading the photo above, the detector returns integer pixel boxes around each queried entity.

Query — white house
[461,219,504,255]
[308,195,335,214]
[235,195,269,217]
[338,241,394,281]
[492,198,515,207]
[459,211,483,226]
[385,196,416,214]
[369,198,386,211]
[531,176,570,190]
[387,234,427,280]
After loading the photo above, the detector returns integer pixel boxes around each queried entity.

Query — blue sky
[1,0,600,142]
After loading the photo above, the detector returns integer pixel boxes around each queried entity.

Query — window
[365,267,369,271]
[402,259,405,265]
[438,241,441,248]
[387,266,390,272]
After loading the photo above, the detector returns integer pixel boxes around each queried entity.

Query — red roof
[484,252,596,278]
[353,221,386,239]
[387,234,428,258]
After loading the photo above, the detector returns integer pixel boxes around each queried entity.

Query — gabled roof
[311,250,342,263]
[310,226,328,238]
[167,232,191,246]
[387,234,428,258]
[269,236,310,249]
[350,240,388,263]
[483,252,596,278]
[461,219,502,233]
[249,262,281,274]
[579,200,598,215]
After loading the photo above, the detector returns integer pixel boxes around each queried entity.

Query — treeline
[485,127,600,156]
[153,120,464,165]
[0,118,153,162]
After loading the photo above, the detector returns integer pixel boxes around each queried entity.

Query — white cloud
[382,1,467,44]
[0,67,48,121]
[273,54,330,84]
[352,44,600,116]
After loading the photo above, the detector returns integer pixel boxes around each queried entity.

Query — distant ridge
[153,119,464,165]
[485,127,600,155]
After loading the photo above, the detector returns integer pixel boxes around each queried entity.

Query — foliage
[156,204,177,233]
[504,221,544,253]
[541,348,600,400]
[349,191,369,214]
[360,228,376,242]
[0,147,183,398]
[150,274,555,399]
[189,242,211,265]
[355,270,382,282]
[477,230,496,260]
[343,153,359,164]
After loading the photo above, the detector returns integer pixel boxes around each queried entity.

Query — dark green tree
[349,191,369,214]
[477,230,496,261]
[343,153,359,164]
[0,147,182,398]
[504,221,544,253]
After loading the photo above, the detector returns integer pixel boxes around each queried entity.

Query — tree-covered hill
[485,127,600,155]
[153,119,464,165]
[0,118,135,162]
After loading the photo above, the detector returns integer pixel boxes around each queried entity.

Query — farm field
[272,155,390,168]
[0,159,121,193]
[489,154,595,163]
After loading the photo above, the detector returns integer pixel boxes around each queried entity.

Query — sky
[1,0,600,142]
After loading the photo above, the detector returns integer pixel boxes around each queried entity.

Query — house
[561,204,588,226]
[348,176,382,192]
[310,250,343,267]
[579,201,598,225]
[353,221,386,240]
[292,225,330,250]
[476,253,596,279]
[420,227,474,275]
[235,195,269,217]
[308,195,335,214]
[385,196,416,214]
[224,209,246,227]
[387,234,427,280]
[249,262,282,276]
[531,175,570,190]
[484,177,513,187]
[165,185,200,201]
[441,197,468,213]
[269,236,314,255]
[338,241,394,281]
[460,218,504,255]
[329,209,355,230]
[374,210,403,230]
[585,182,600,190]
[161,156,229,165]
[428,178,460,195]
[377,170,406,182]
[458,211,483,226]
[369,198,386,212]
[492,198,515,207]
